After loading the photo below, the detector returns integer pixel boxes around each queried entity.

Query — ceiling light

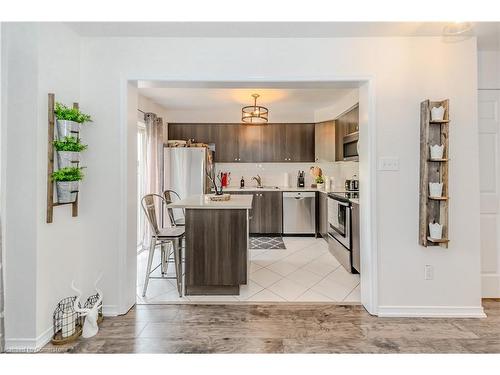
[443,22,473,36]
[242,94,268,124]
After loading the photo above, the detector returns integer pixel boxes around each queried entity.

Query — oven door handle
[328,197,350,207]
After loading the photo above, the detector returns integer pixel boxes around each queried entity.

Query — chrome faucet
[251,175,263,188]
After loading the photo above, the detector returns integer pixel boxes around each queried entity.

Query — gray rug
[249,236,286,250]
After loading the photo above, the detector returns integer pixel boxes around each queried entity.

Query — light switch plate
[378,157,400,171]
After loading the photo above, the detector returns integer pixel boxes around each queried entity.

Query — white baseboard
[482,273,500,297]
[102,304,119,317]
[378,305,486,318]
[5,326,53,353]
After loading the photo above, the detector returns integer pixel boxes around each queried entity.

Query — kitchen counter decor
[419,99,450,247]
[46,93,92,223]
[208,193,231,201]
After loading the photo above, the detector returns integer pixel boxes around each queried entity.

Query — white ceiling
[67,22,500,50]
[138,86,359,123]
[138,87,355,113]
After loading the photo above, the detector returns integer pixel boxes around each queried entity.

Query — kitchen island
[167,194,253,295]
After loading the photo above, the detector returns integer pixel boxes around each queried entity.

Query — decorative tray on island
[208,193,231,201]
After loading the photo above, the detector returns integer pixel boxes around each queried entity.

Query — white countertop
[223,186,360,204]
[167,194,253,209]
[223,186,334,194]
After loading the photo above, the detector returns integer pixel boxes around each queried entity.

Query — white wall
[216,162,358,190]
[314,88,359,122]
[1,23,83,350]
[1,30,485,346]
[478,51,500,297]
[76,36,482,317]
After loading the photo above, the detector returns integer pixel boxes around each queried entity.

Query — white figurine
[72,274,103,338]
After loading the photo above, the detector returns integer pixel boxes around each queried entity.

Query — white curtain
[137,123,147,250]
[140,113,164,251]
[0,217,4,352]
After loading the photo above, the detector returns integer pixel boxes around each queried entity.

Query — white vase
[431,106,445,121]
[429,222,443,239]
[316,183,325,190]
[61,309,76,338]
[57,151,80,169]
[56,120,80,139]
[56,181,79,203]
[429,182,443,197]
[429,145,444,160]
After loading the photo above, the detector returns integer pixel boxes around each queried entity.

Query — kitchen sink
[257,186,280,189]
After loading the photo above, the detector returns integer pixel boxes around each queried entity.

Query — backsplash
[215,161,359,190]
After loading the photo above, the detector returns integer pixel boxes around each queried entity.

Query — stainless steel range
[327,191,359,273]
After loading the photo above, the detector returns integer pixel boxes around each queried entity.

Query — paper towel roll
[283,172,290,187]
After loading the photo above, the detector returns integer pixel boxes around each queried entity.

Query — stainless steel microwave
[343,131,359,161]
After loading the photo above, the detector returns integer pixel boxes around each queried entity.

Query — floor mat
[249,236,286,249]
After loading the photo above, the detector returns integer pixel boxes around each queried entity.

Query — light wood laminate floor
[42,299,500,353]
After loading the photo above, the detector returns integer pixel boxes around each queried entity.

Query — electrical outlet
[378,157,400,171]
[424,265,434,280]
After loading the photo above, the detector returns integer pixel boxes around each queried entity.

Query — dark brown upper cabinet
[314,120,335,162]
[284,124,315,162]
[214,124,240,162]
[168,123,216,145]
[168,123,315,163]
[261,124,286,162]
[334,104,359,161]
[261,124,315,162]
[239,125,264,162]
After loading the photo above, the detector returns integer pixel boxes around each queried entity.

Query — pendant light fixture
[443,22,473,37]
[241,94,268,124]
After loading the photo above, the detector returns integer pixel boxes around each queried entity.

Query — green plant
[54,102,92,123]
[51,167,84,182]
[53,137,88,152]
[315,175,324,184]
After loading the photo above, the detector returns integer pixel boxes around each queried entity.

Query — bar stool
[141,194,184,297]
[163,189,185,226]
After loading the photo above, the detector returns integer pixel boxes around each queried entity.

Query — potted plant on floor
[54,137,88,169]
[51,167,84,203]
[54,102,92,139]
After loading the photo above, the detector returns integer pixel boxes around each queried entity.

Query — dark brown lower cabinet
[318,192,328,238]
[231,191,282,234]
[184,208,248,295]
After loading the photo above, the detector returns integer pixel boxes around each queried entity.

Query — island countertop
[167,194,253,209]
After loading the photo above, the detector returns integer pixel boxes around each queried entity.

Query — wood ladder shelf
[46,93,79,223]
[419,99,450,248]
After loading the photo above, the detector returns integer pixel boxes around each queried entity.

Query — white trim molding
[378,305,486,318]
[5,325,52,353]
[102,304,120,317]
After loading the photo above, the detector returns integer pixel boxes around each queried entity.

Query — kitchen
[137,87,361,303]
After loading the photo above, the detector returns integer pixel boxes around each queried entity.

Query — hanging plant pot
[56,181,79,203]
[56,120,80,139]
[57,151,80,169]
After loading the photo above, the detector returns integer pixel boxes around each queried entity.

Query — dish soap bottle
[240,176,245,189]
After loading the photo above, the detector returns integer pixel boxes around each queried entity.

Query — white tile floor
[137,237,360,304]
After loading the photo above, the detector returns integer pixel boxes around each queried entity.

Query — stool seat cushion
[158,227,185,238]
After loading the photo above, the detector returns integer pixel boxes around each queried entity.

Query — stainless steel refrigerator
[163,145,215,201]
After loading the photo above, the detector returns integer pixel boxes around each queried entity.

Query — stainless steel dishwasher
[282,192,316,234]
